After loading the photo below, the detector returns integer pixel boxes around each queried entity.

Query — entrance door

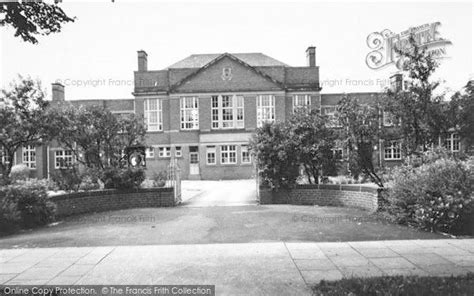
[189,146,199,175]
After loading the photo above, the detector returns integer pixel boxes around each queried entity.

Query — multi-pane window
[144,99,163,131]
[0,147,10,165]
[384,141,402,160]
[221,145,237,164]
[332,148,343,160]
[211,95,244,129]
[175,146,182,158]
[158,147,171,158]
[256,95,275,127]
[180,97,199,130]
[206,146,216,165]
[444,133,460,152]
[321,106,341,127]
[22,145,36,169]
[145,148,154,158]
[292,95,311,112]
[55,150,74,169]
[241,145,251,164]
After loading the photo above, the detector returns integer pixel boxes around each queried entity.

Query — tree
[383,35,448,156]
[51,104,146,170]
[0,76,54,181]
[337,95,384,187]
[448,81,474,152]
[287,108,338,184]
[250,123,300,190]
[0,1,74,44]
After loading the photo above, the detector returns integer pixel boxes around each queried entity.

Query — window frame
[211,95,244,129]
[384,141,402,160]
[54,150,74,169]
[206,146,216,165]
[144,98,163,132]
[175,146,182,158]
[180,97,199,130]
[158,146,171,158]
[292,94,311,112]
[220,145,237,164]
[241,145,251,164]
[22,145,36,169]
[145,147,155,159]
[444,133,460,152]
[256,95,275,127]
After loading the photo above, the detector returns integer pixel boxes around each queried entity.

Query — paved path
[1,239,473,295]
[181,180,257,207]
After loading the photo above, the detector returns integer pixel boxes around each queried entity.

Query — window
[211,95,244,129]
[144,99,163,131]
[321,106,341,127]
[332,148,343,160]
[256,95,275,127]
[383,111,398,126]
[145,148,154,159]
[241,145,251,164]
[292,95,311,112]
[180,97,199,130]
[22,145,36,169]
[158,147,171,158]
[206,146,216,165]
[55,150,74,169]
[175,146,182,158]
[384,141,402,160]
[221,145,237,164]
[0,147,10,166]
[444,133,460,152]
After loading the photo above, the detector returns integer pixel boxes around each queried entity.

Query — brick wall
[259,184,380,212]
[51,187,175,217]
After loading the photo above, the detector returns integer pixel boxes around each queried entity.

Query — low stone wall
[50,187,175,217]
[259,184,381,212]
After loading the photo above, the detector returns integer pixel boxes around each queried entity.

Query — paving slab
[0,239,472,295]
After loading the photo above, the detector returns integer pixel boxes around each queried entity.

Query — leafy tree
[250,123,300,190]
[383,35,448,156]
[1,1,74,44]
[50,104,146,170]
[0,76,54,182]
[287,108,338,184]
[337,95,384,187]
[448,81,474,152]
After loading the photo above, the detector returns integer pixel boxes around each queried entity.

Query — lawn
[312,273,474,296]
[0,204,443,248]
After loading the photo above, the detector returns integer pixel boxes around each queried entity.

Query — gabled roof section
[167,53,288,68]
[169,53,286,92]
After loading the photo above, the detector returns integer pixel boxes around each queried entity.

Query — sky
[1,0,473,100]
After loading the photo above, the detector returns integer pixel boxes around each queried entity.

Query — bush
[385,157,474,235]
[101,167,145,190]
[9,164,30,182]
[0,191,21,235]
[152,171,167,188]
[50,166,82,192]
[0,179,56,230]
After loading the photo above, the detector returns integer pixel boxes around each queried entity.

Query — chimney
[306,46,316,67]
[51,82,65,101]
[137,50,148,71]
[390,73,403,92]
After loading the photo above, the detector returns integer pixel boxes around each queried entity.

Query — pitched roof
[167,53,288,68]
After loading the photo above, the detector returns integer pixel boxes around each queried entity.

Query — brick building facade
[6,47,467,180]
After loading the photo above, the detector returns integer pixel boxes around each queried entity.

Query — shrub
[0,191,21,235]
[152,171,167,188]
[0,179,56,229]
[385,157,474,235]
[50,166,82,192]
[101,167,145,190]
[9,164,30,182]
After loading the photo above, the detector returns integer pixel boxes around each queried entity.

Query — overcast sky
[1,0,472,100]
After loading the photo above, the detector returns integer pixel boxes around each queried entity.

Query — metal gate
[166,158,182,204]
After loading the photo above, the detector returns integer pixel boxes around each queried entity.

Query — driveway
[181,179,257,207]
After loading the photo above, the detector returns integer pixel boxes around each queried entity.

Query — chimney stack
[306,46,316,67]
[51,82,65,101]
[390,73,403,92]
[137,50,148,71]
